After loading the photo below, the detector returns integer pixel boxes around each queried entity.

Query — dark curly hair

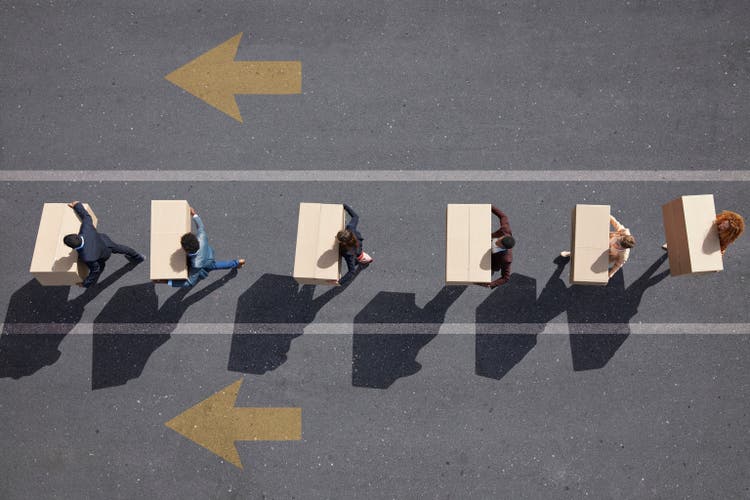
[180,233,200,254]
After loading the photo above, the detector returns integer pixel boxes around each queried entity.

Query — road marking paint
[1,170,749,182]
[165,379,301,469]
[165,32,301,122]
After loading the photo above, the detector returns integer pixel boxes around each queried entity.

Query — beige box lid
[150,200,191,280]
[571,204,610,285]
[446,204,492,284]
[30,203,98,285]
[293,203,345,283]
[662,194,723,275]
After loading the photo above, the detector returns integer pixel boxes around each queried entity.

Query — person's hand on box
[189,206,196,216]
[68,201,80,208]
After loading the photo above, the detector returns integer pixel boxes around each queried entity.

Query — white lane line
[1,323,749,335]
[1,170,749,182]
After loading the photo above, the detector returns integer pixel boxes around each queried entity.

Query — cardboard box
[662,194,723,276]
[445,204,492,285]
[30,203,99,286]
[293,203,346,285]
[570,204,610,285]
[150,200,192,280]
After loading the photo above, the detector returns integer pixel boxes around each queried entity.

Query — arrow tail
[234,408,302,440]
[233,62,302,94]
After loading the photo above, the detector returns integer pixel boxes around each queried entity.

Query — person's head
[336,229,358,250]
[496,235,516,249]
[716,211,745,235]
[63,234,82,249]
[619,234,636,249]
[180,233,200,254]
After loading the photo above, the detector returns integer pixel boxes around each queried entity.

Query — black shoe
[127,254,145,264]
[553,255,570,266]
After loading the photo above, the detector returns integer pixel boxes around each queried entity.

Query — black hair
[63,234,82,249]
[180,233,200,254]
[500,236,516,249]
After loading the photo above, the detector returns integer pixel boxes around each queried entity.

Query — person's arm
[71,202,95,232]
[192,214,209,249]
[343,203,359,230]
[491,205,511,237]
[610,215,625,233]
[81,260,102,288]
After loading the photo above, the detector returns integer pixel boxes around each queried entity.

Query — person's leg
[355,247,373,265]
[101,234,144,263]
[209,259,240,270]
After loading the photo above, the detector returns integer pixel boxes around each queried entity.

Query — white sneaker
[661,244,668,251]
[357,251,373,264]
[560,251,571,258]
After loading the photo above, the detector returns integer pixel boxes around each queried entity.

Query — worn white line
[1,170,749,182]
[1,323,748,335]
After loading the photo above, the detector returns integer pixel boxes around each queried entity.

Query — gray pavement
[2,0,750,498]
[1,0,749,171]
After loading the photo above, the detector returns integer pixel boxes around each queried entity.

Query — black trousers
[100,234,140,260]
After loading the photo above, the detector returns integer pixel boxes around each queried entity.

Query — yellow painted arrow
[165,379,301,469]
[165,32,302,122]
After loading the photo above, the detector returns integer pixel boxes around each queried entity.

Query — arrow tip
[165,378,245,468]
[165,33,246,122]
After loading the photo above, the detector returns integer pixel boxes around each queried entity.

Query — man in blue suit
[62,201,144,288]
[164,206,245,288]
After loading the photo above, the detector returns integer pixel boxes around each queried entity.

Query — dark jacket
[488,205,512,288]
[340,204,364,285]
[73,203,111,287]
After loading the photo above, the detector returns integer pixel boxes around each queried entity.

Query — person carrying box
[160,206,245,288]
[662,210,744,255]
[333,203,373,286]
[483,205,515,289]
[62,201,144,288]
[561,215,635,279]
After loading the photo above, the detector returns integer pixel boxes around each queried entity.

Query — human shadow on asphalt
[352,286,466,389]
[475,261,569,380]
[0,263,135,379]
[91,269,236,390]
[568,253,669,371]
[228,274,348,375]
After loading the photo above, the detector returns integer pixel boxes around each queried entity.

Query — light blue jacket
[170,215,216,287]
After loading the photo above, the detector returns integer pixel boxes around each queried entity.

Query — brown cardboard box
[445,204,492,285]
[30,203,99,286]
[150,200,192,280]
[570,204,610,285]
[662,194,723,276]
[293,203,346,285]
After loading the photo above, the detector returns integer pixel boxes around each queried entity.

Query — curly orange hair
[715,211,745,253]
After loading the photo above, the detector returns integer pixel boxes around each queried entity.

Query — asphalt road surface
[1,1,749,499]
